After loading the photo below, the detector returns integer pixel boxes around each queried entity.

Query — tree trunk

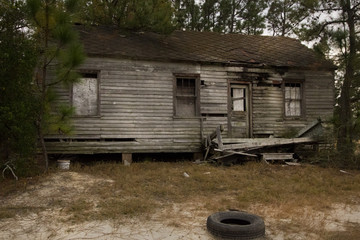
[229,0,236,33]
[38,0,50,172]
[337,0,356,155]
[38,121,49,172]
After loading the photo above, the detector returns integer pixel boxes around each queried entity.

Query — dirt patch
[1,171,359,239]
[2,172,113,207]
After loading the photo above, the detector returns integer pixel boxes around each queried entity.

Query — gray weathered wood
[216,125,224,150]
[222,137,314,150]
[214,149,257,157]
[46,56,334,154]
[262,153,294,161]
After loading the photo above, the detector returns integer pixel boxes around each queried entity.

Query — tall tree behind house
[237,0,266,35]
[266,0,317,36]
[300,0,359,157]
[174,0,201,31]
[176,0,266,34]
[78,0,174,33]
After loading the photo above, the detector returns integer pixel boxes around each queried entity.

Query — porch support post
[193,152,203,161]
[122,153,132,166]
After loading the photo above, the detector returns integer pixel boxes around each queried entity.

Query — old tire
[207,211,265,239]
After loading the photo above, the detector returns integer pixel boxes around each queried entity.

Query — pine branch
[315,8,343,12]
[352,2,360,10]
[45,68,72,87]
[318,20,347,34]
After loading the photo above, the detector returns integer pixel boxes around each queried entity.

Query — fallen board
[221,137,314,151]
[261,153,294,161]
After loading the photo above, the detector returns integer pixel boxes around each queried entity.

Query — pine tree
[26,0,85,171]
[200,0,219,31]
[174,0,201,31]
[215,0,232,32]
[236,0,266,35]
[78,0,174,33]
[266,0,316,36]
[214,0,266,34]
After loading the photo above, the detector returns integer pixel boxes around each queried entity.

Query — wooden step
[261,153,294,161]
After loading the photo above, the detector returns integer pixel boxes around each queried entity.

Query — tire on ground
[206,211,265,239]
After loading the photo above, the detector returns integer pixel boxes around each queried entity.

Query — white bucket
[57,160,70,170]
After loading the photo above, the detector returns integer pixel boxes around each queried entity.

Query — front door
[228,83,250,138]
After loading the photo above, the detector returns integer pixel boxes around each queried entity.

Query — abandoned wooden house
[45,25,335,163]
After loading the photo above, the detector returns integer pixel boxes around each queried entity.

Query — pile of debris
[203,121,323,166]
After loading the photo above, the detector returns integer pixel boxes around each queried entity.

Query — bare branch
[315,8,343,12]
[352,2,360,10]
[2,161,18,181]
[318,20,347,34]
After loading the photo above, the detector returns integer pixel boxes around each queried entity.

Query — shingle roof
[75,25,335,69]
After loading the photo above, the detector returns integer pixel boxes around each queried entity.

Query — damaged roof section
[75,25,335,70]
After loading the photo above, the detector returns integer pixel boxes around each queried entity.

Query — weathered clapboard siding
[46,58,203,153]
[251,69,334,137]
[45,55,334,154]
[304,71,334,120]
[252,85,283,136]
[202,117,229,136]
[199,65,229,137]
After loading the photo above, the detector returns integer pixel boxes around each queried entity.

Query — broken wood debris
[219,137,314,151]
[261,153,295,165]
[204,125,224,160]
[203,125,318,165]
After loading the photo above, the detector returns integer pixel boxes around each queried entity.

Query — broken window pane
[73,77,98,116]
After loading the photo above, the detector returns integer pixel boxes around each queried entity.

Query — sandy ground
[1,171,360,240]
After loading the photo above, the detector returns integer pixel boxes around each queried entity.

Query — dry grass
[64,161,360,221]
[323,223,360,240]
[1,161,360,238]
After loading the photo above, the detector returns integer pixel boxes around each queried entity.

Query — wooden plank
[285,162,301,166]
[212,153,236,160]
[262,153,294,160]
[214,149,257,157]
[216,125,223,150]
[222,137,315,150]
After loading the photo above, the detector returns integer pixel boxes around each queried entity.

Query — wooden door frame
[227,80,253,138]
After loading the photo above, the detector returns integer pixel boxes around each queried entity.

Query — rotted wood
[204,125,224,161]
[216,125,224,150]
[214,149,257,157]
[222,137,314,151]
[207,125,224,142]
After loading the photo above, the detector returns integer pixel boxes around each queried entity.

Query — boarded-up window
[175,77,198,117]
[72,76,98,116]
[285,82,301,117]
[231,87,246,111]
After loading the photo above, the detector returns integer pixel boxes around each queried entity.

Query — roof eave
[85,53,336,71]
